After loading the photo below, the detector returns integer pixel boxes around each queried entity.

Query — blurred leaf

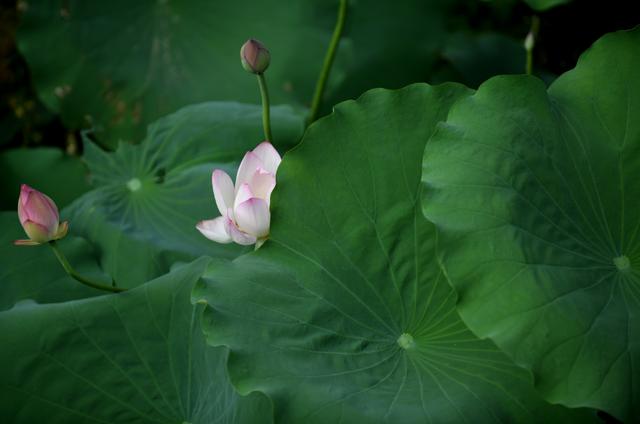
[442,32,526,88]
[0,113,21,146]
[194,84,597,422]
[17,0,458,144]
[66,102,303,260]
[422,28,640,422]
[0,257,273,424]
[0,211,110,311]
[523,0,571,11]
[0,147,90,210]
[323,0,453,110]
[16,0,328,144]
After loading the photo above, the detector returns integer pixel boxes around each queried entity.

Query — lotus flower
[197,141,281,246]
[15,184,68,245]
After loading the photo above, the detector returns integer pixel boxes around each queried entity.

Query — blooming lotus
[197,141,281,247]
[15,184,68,245]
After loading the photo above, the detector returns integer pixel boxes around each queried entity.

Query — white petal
[225,207,235,222]
[234,198,270,238]
[234,183,254,210]
[224,216,257,245]
[236,151,263,191]
[252,141,282,175]
[249,168,276,204]
[212,170,235,216]
[196,217,232,243]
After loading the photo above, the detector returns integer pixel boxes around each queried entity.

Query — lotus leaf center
[613,255,631,271]
[126,178,142,192]
[397,333,416,350]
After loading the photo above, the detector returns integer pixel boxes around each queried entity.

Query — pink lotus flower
[197,141,281,247]
[15,184,68,245]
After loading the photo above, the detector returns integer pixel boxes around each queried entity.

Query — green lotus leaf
[194,84,597,422]
[422,28,640,421]
[0,258,273,423]
[66,102,303,260]
[0,211,111,310]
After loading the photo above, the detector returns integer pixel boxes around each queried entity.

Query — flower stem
[49,240,125,293]
[307,0,348,126]
[257,73,273,142]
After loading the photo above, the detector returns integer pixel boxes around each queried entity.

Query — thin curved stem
[49,241,125,293]
[526,49,533,75]
[307,0,348,126]
[257,73,273,142]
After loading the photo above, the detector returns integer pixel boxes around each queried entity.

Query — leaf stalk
[307,0,348,126]
[49,240,125,293]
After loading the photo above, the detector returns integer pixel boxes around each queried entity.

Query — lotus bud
[240,39,270,74]
[15,184,68,246]
[524,32,535,51]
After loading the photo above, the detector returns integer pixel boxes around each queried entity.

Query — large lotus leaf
[0,258,273,423]
[17,0,454,144]
[0,211,112,310]
[66,102,303,260]
[194,84,597,423]
[0,147,90,210]
[422,28,640,421]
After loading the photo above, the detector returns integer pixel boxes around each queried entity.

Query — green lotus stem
[307,0,348,126]
[257,73,273,142]
[49,240,125,293]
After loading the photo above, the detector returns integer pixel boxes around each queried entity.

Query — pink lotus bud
[15,184,68,246]
[240,39,270,74]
